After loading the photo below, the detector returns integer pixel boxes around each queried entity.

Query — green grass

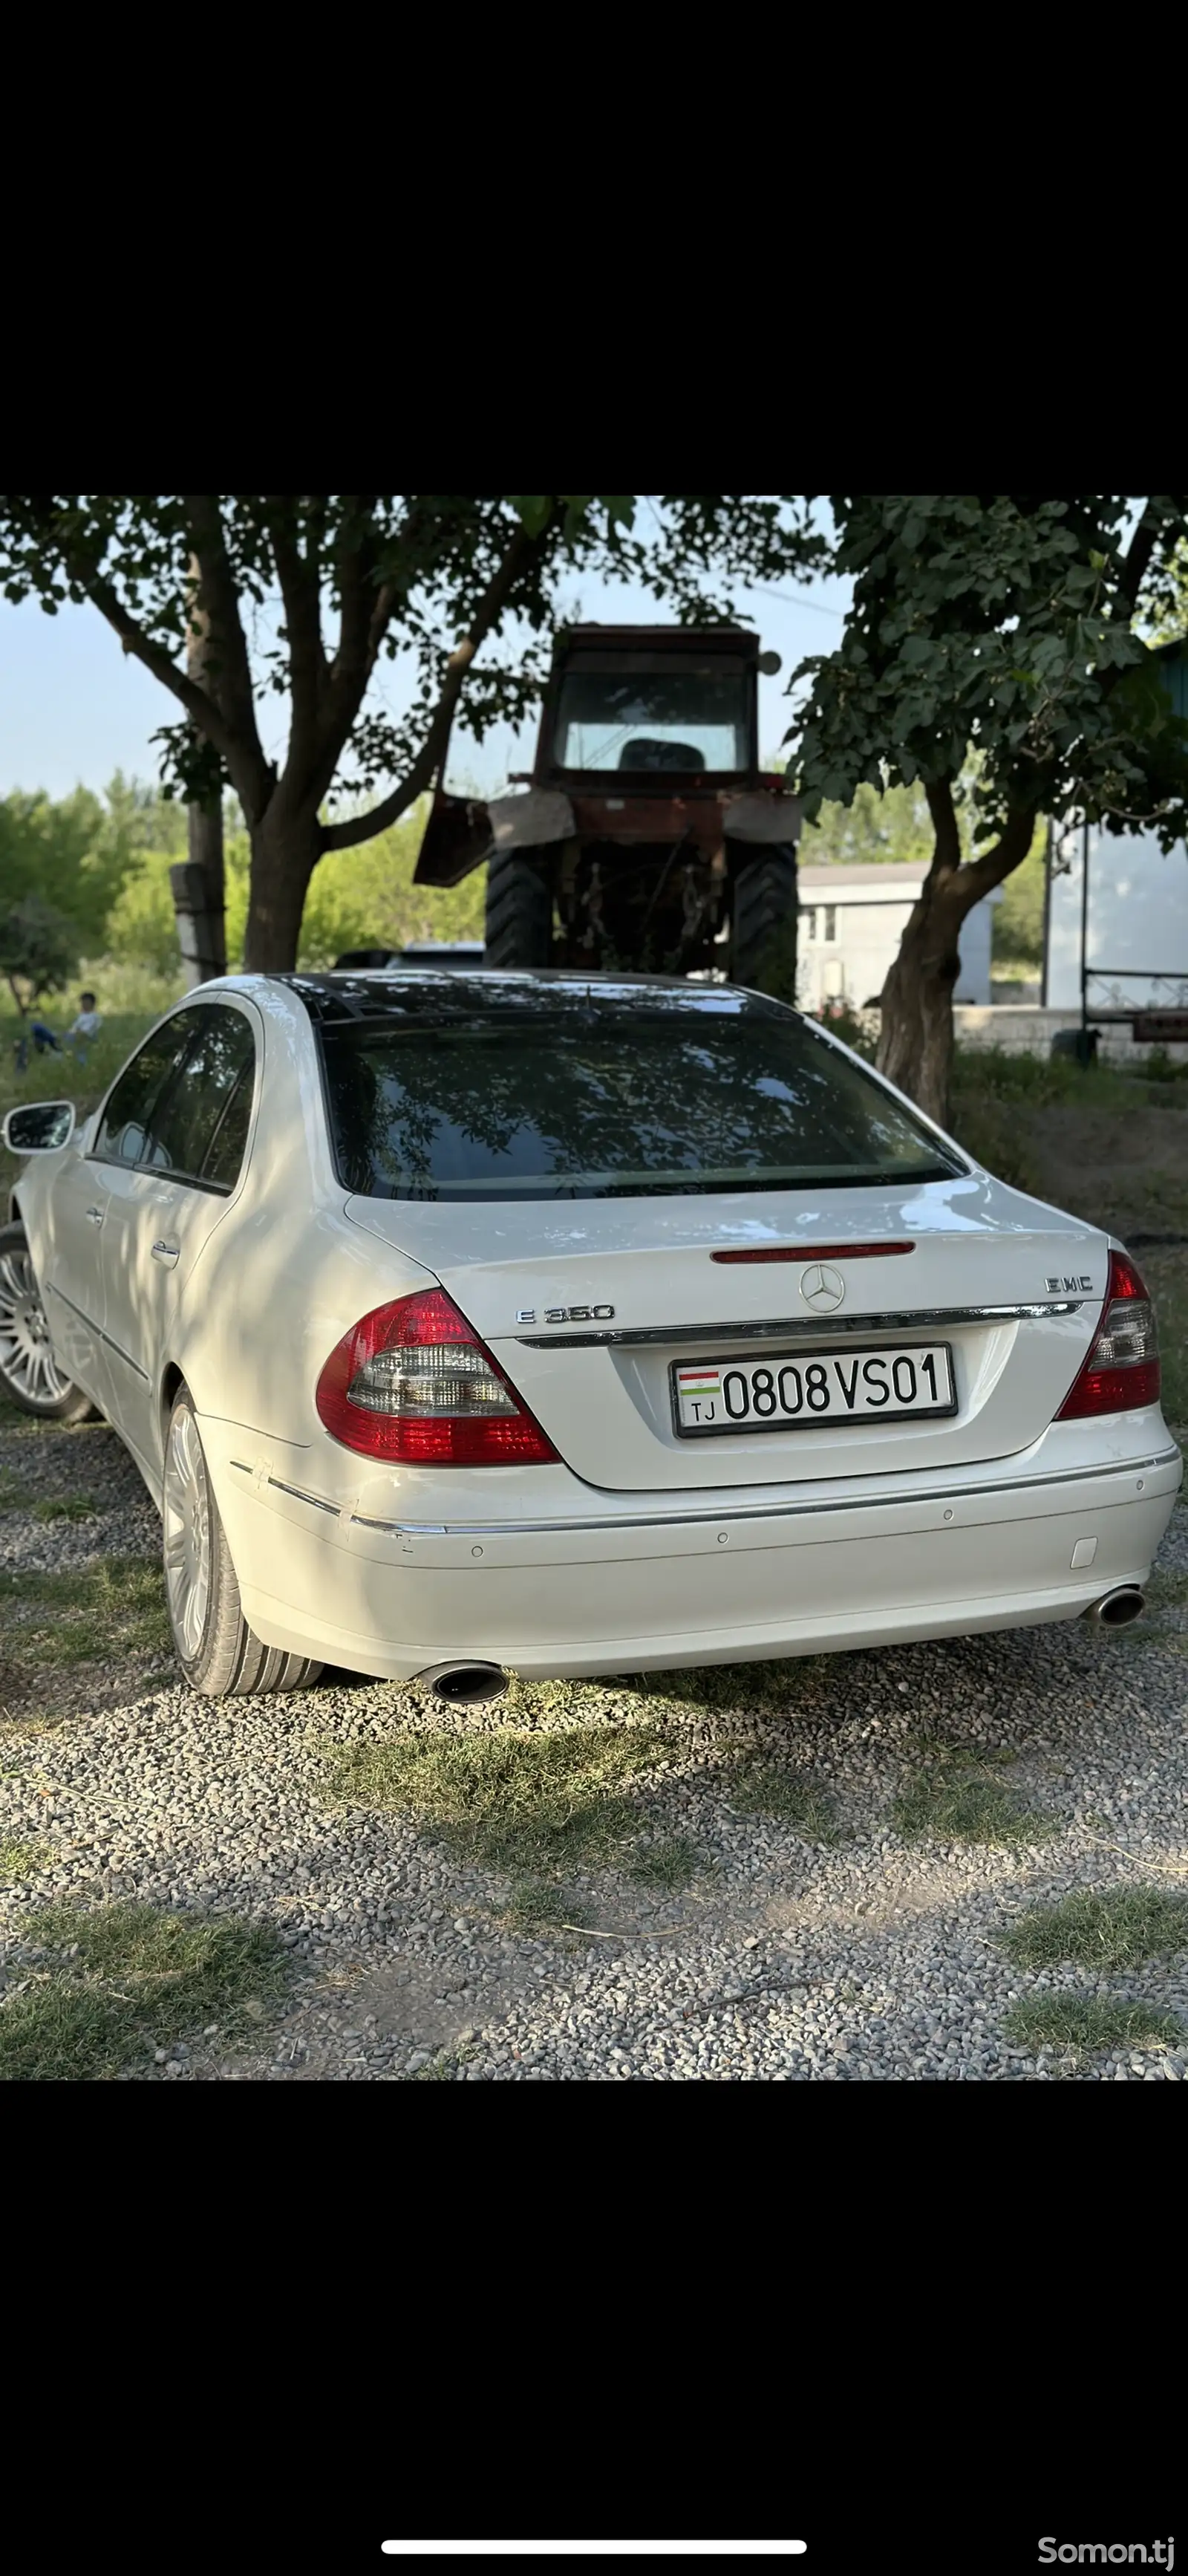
[0,1708,71,1739]
[502,1880,595,1935]
[1145,1566,1188,1610]
[951,1045,1175,1113]
[1140,1246,1188,1432]
[0,1900,290,2082]
[948,1050,1188,1213]
[726,1763,840,1841]
[1001,1885,1188,1971]
[0,1838,51,1881]
[947,1085,1043,1193]
[1003,1994,1183,2055]
[892,1752,1054,1846]
[627,1657,829,1717]
[322,1721,670,1881]
[625,1834,703,1890]
[0,1557,170,1671]
[0,1394,105,1435]
[0,1483,102,1523]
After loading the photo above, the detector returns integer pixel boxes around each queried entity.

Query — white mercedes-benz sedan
[1,970,1180,1703]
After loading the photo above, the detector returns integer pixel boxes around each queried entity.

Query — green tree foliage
[786,495,1188,1117]
[296,806,484,964]
[992,831,1046,971]
[1140,534,1188,644]
[102,842,198,980]
[797,778,938,868]
[103,799,486,975]
[0,783,124,953]
[0,771,189,966]
[0,893,81,1016]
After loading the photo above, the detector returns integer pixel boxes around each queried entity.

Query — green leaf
[507,495,554,539]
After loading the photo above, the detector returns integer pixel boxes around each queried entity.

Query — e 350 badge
[515,1305,616,1324]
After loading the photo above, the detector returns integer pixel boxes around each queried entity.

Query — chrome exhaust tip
[1083,1586,1146,1629]
[416,1660,508,1707]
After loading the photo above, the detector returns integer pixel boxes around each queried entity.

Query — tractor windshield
[550,651,751,775]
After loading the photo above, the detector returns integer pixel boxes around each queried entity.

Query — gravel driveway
[2,1405,1186,2082]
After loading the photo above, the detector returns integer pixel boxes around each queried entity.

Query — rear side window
[143,1009,256,1188]
[316,994,965,1201]
[200,1061,254,1188]
[94,1006,256,1190]
[93,1025,193,1168]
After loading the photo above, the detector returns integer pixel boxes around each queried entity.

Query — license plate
[671,1342,957,1436]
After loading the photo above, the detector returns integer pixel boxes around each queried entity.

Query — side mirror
[1,1100,76,1154]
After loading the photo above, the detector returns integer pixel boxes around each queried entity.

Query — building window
[804,908,817,941]
[823,905,837,943]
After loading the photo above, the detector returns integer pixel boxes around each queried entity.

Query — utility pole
[169,558,227,986]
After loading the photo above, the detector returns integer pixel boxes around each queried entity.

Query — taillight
[316,1287,559,1464]
[1056,1249,1161,1419]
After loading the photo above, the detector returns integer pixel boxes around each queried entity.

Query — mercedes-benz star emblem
[799,1263,846,1313]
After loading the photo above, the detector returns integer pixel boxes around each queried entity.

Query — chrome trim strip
[267,1476,341,1518]
[46,1280,151,1382]
[514,1301,1085,1350]
[347,1445,1181,1541]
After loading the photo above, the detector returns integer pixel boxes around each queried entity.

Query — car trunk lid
[342,1180,1106,1490]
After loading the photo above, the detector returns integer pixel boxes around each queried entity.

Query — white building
[797,864,1001,1012]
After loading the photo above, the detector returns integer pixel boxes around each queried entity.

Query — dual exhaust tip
[1083,1586,1146,1629]
[414,1590,1147,1701]
[416,1660,508,1707]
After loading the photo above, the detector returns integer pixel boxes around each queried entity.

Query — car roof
[269,969,795,1026]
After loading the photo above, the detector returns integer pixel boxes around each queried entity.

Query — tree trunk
[875,885,965,1126]
[242,803,322,971]
[875,795,1037,1127]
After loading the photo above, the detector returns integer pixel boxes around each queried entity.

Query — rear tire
[163,1385,323,1697]
[485,848,553,966]
[0,1220,100,1422]
[731,847,799,993]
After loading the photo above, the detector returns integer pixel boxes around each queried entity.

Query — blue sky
[0,539,852,808]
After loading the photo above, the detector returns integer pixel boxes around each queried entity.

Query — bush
[812,1001,878,1060]
[0,894,80,1015]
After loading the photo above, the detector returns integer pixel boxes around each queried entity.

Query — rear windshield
[314,991,965,1201]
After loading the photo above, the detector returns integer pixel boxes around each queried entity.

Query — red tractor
[412,624,802,986]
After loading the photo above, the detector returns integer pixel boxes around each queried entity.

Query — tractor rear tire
[731,846,799,993]
[485,849,553,967]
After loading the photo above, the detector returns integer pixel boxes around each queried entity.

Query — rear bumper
[198,1420,1182,1682]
